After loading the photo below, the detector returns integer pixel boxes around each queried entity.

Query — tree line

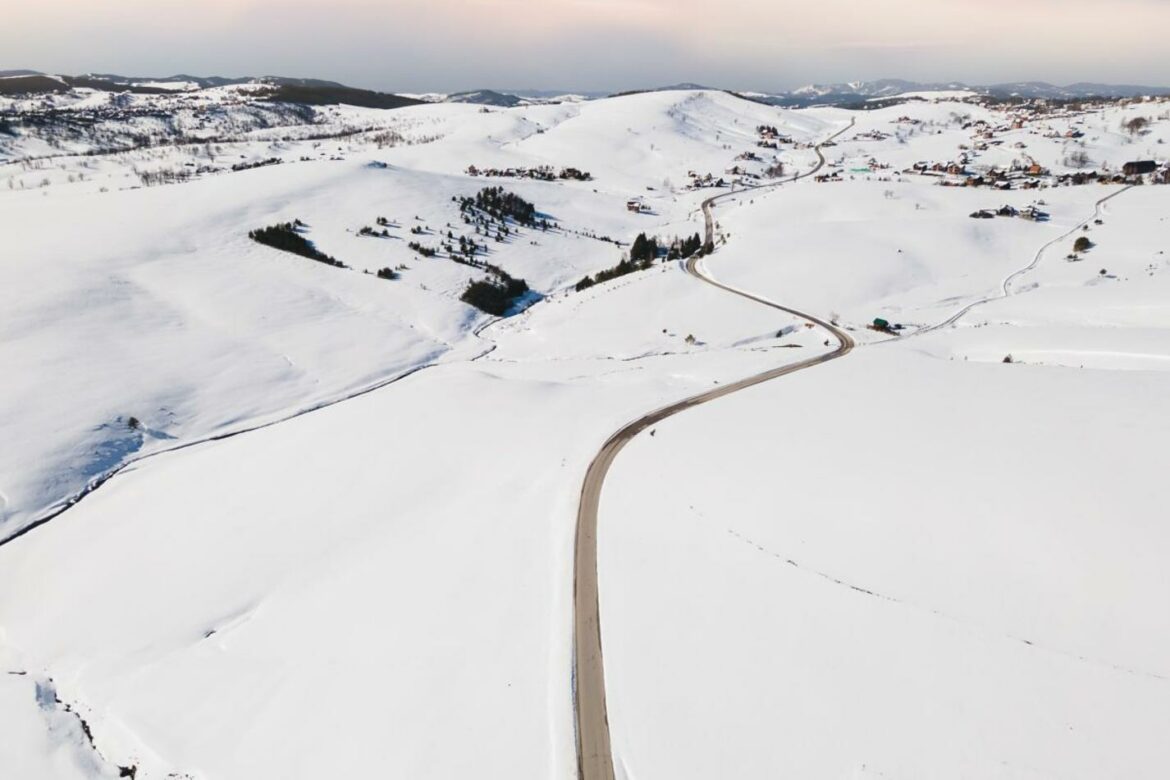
[575,232,702,291]
[248,221,346,268]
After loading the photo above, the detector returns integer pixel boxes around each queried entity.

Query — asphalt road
[572,120,856,780]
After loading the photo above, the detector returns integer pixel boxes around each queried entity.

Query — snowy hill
[0,88,828,541]
[1,81,1168,780]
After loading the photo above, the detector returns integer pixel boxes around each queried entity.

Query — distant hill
[985,81,1170,99]
[0,71,422,109]
[258,82,423,110]
[0,74,71,95]
[445,90,526,107]
[756,79,1170,107]
[431,89,589,107]
[5,70,1168,108]
[613,78,1170,108]
[506,88,609,101]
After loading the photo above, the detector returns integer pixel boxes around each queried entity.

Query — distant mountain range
[3,71,1168,109]
[0,72,585,109]
[627,79,1170,106]
[597,79,1170,106]
[750,79,1170,107]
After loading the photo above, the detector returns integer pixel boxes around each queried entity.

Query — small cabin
[1123,161,1158,176]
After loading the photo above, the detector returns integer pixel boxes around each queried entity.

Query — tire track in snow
[723,526,1169,683]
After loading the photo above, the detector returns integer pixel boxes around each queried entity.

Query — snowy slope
[601,344,1170,779]
[1,88,1167,780]
[0,267,826,780]
[598,125,1170,778]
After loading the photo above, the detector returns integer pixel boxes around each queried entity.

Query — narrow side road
[916,184,1134,335]
[572,120,855,780]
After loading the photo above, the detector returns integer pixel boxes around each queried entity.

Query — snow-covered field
[1,87,1167,778]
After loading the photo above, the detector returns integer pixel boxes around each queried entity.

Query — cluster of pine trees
[230,157,282,173]
[407,241,438,257]
[248,221,346,268]
[575,232,701,292]
[666,233,703,261]
[460,273,529,316]
[465,165,591,182]
[137,166,215,187]
[628,233,660,266]
[446,233,489,259]
[459,187,541,227]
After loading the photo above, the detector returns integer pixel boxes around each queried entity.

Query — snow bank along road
[572,121,856,780]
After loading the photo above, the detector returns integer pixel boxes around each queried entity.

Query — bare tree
[1065,150,1092,169]
[1124,117,1149,136]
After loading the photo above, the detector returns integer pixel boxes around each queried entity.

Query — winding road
[572,120,856,780]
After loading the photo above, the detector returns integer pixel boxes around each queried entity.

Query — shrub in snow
[408,241,438,258]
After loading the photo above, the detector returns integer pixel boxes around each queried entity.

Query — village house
[1123,160,1158,177]
[1059,170,1100,186]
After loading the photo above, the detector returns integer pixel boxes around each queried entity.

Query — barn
[1123,160,1158,176]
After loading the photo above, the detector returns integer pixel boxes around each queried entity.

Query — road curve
[572,119,855,780]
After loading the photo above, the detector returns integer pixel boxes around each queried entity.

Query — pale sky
[5,0,1168,92]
